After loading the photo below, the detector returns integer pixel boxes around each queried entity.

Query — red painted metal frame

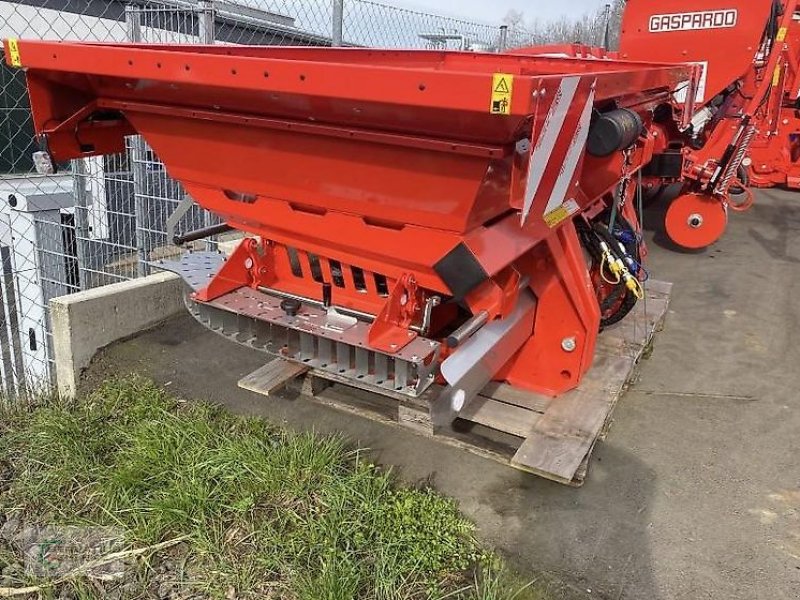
[617,0,800,246]
[4,39,690,396]
[743,0,800,189]
[619,0,776,104]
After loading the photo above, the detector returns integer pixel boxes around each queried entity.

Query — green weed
[0,375,550,599]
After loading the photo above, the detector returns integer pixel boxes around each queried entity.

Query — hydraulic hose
[577,218,640,330]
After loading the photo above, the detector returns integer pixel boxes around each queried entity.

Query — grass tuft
[0,375,550,599]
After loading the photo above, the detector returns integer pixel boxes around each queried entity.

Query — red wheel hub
[665,192,728,249]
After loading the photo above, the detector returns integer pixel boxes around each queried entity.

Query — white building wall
[0,2,127,42]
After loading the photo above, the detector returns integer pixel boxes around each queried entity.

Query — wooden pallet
[238,280,672,486]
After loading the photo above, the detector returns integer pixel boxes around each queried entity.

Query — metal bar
[0,247,23,396]
[421,295,440,336]
[257,286,376,323]
[299,332,314,361]
[166,195,195,244]
[336,342,350,373]
[332,0,344,47]
[318,337,332,367]
[355,347,369,377]
[173,222,233,246]
[71,158,89,291]
[432,289,537,427]
[256,285,425,334]
[131,137,149,277]
[374,353,388,384]
[446,310,489,348]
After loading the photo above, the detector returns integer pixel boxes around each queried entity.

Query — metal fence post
[198,0,215,44]
[71,159,89,291]
[126,6,150,276]
[125,5,142,42]
[332,0,344,47]
[601,3,612,50]
[498,25,508,52]
[197,1,217,251]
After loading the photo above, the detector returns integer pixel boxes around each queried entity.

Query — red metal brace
[367,274,422,354]
[195,238,268,302]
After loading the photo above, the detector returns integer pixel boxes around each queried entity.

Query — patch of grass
[0,376,550,599]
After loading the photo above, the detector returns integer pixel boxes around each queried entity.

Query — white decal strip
[521,76,580,225]
[543,81,596,216]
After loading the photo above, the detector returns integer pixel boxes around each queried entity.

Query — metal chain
[610,146,636,233]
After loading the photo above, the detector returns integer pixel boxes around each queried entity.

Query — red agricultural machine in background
[744,1,800,191]
[616,0,800,248]
[526,1,800,249]
[4,38,694,434]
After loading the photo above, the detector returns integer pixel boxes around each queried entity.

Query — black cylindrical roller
[173,222,234,246]
[587,109,643,157]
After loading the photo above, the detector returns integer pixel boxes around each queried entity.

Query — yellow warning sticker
[543,199,580,228]
[490,73,514,115]
[7,38,21,68]
[777,27,788,42]
[773,64,782,87]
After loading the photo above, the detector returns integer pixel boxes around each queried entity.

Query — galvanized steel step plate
[157,251,441,398]
[151,251,226,291]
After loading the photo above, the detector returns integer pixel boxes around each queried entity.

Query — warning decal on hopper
[7,39,21,67]
[490,73,514,115]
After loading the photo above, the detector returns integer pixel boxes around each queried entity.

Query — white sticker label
[649,10,738,33]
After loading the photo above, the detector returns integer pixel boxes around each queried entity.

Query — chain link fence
[0,0,505,394]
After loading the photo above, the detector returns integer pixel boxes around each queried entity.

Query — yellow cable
[600,246,645,300]
[600,254,621,285]
[625,274,645,300]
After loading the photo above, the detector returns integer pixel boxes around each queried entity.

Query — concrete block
[217,233,247,256]
[50,271,185,397]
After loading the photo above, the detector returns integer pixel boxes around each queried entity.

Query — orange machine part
[619,0,775,105]
[665,192,729,249]
[4,39,692,397]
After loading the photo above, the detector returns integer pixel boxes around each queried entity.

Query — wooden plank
[238,359,309,396]
[242,279,672,487]
[460,396,541,438]
[510,355,631,482]
[569,293,674,486]
[312,384,399,424]
[308,364,441,408]
[645,279,673,297]
[510,281,672,484]
[479,382,551,413]
[603,297,669,350]
[303,385,520,466]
